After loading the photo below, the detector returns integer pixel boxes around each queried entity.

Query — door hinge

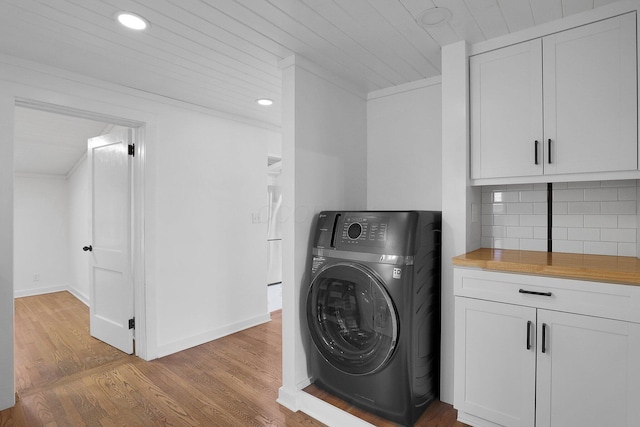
[128,144,135,156]
[128,317,135,330]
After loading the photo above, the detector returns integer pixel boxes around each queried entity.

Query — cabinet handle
[519,289,552,297]
[547,139,552,164]
[534,140,539,165]
[526,320,532,350]
[542,323,548,353]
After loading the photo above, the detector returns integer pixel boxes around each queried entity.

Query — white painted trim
[472,170,640,187]
[13,284,68,299]
[367,76,442,100]
[298,391,375,427]
[13,172,67,180]
[470,0,640,56]
[154,313,271,358]
[276,386,300,412]
[15,98,143,128]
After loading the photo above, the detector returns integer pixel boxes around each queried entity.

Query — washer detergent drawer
[454,268,640,324]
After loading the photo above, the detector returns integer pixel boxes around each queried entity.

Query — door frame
[13,98,148,358]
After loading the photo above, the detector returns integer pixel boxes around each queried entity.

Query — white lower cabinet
[454,269,640,427]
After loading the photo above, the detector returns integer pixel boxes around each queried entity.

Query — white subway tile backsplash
[618,215,637,229]
[534,227,547,239]
[553,215,584,227]
[618,243,637,257]
[584,187,618,201]
[493,215,520,226]
[552,227,568,240]
[618,187,637,201]
[520,191,547,202]
[493,238,520,249]
[554,240,584,253]
[583,215,618,228]
[507,227,534,239]
[520,215,547,227]
[601,201,636,215]
[601,229,635,243]
[481,180,638,257]
[490,203,507,214]
[493,191,519,203]
[534,203,547,215]
[520,239,547,251]
[584,241,618,256]
[568,181,602,189]
[568,201,601,214]
[554,189,584,201]
[568,228,600,241]
[552,202,568,214]
[601,180,637,187]
[481,215,494,226]
[507,202,533,214]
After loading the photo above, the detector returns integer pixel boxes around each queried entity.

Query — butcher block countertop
[452,248,640,286]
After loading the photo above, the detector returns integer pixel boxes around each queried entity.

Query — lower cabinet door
[536,310,640,427]
[455,297,536,427]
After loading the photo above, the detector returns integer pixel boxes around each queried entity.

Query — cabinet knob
[542,323,548,353]
[534,140,539,165]
[548,139,552,164]
[82,245,93,252]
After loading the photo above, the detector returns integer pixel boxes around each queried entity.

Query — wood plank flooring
[1,291,465,426]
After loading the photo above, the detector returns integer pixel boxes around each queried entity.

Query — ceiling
[14,107,114,176]
[6,1,620,176]
[0,0,619,131]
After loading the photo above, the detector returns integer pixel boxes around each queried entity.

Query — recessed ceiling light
[417,7,452,28]
[256,98,274,106]
[116,12,149,30]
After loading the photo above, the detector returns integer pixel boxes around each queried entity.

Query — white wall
[367,78,442,210]
[13,175,70,297]
[278,56,368,425]
[0,53,276,409]
[68,156,90,303]
[153,108,272,355]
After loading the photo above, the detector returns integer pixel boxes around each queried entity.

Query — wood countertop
[452,248,640,286]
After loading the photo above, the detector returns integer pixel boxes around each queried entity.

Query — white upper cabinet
[470,39,543,179]
[543,13,637,175]
[470,12,638,181]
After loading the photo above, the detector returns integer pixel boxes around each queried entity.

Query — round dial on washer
[347,222,362,239]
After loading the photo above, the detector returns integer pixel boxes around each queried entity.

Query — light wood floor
[1,291,465,426]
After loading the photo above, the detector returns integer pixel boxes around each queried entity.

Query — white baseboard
[277,386,300,412]
[14,284,67,298]
[67,287,89,306]
[278,382,374,427]
[298,390,374,427]
[155,312,271,358]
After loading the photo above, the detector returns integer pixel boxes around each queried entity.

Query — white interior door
[87,128,134,354]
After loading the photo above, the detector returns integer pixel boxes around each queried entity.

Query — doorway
[12,101,145,395]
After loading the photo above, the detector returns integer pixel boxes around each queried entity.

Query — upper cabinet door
[543,12,637,175]
[470,39,544,179]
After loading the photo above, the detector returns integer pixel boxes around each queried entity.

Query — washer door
[306,262,399,375]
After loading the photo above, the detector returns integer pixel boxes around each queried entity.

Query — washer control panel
[339,215,388,247]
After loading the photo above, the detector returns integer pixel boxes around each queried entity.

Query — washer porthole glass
[306,262,398,375]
